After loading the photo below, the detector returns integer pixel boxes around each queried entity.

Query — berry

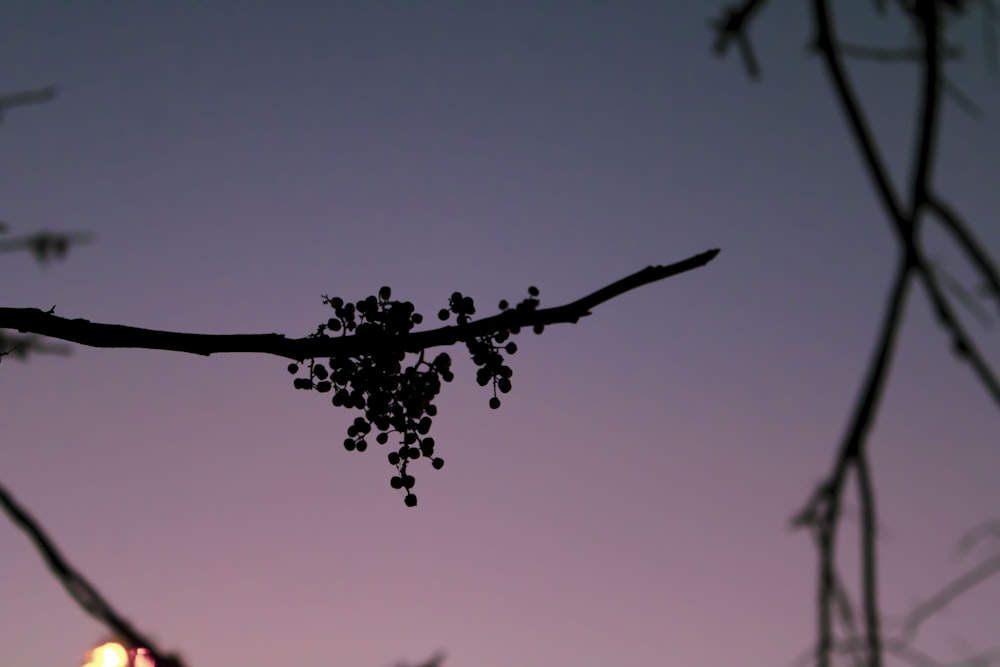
[438,308,450,321]
[379,286,392,301]
[489,397,501,409]
[432,457,444,470]
[287,363,299,374]
[343,439,356,451]
[528,285,539,296]
[404,494,417,507]
[390,476,403,489]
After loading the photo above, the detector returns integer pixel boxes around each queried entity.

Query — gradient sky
[1,3,998,666]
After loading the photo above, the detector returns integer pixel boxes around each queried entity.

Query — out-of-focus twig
[901,553,1000,644]
[0,229,95,263]
[0,85,56,122]
[0,482,185,667]
[713,1,1000,667]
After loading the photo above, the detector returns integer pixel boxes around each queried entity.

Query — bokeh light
[83,641,128,667]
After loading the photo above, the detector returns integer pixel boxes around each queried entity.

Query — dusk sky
[1,3,998,666]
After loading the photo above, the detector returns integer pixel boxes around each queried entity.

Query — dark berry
[390,476,403,489]
[287,363,299,374]
[489,397,501,409]
[432,457,444,470]
[404,494,417,507]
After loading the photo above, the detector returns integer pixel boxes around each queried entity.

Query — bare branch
[0,482,185,667]
[928,194,1000,311]
[928,259,992,328]
[0,85,56,121]
[0,249,719,361]
[955,519,1000,557]
[710,1,770,79]
[901,553,1000,643]
[0,229,95,263]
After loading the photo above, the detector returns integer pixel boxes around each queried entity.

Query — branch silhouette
[714,1,999,666]
[0,482,185,667]
[0,73,720,663]
[0,249,719,360]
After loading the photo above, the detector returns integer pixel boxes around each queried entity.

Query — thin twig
[901,553,1000,643]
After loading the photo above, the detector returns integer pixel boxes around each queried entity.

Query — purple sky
[1,3,998,666]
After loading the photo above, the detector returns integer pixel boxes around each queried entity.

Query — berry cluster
[287,285,542,507]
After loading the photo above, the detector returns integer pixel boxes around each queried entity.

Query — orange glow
[134,648,156,667]
[83,642,129,667]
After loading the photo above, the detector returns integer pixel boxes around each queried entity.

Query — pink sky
[1,3,998,666]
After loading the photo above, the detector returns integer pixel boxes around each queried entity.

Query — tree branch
[0,482,185,667]
[0,249,719,361]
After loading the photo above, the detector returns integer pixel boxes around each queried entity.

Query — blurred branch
[955,519,1000,557]
[0,85,56,122]
[0,482,185,667]
[901,553,1000,643]
[0,229,95,263]
[928,259,992,328]
[710,0,770,79]
[0,249,720,361]
[716,1,1000,667]
[0,330,72,361]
